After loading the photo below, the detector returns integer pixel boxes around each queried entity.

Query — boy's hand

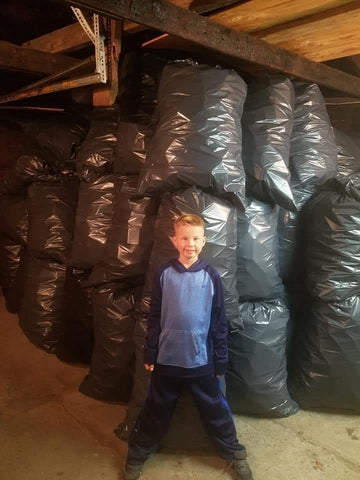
[144,364,154,372]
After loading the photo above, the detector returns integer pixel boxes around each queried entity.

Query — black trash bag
[114,122,150,174]
[0,194,28,244]
[16,113,87,166]
[0,122,41,171]
[71,175,115,269]
[289,81,337,190]
[0,238,27,314]
[79,283,136,403]
[290,297,360,411]
[56,268,94,365]
[237,199,283,301]
[115,301,149,440]
[334,129,360,178]
[19,257,70,353]
[226,299,299,417]
[76,107,120,181]
[118,50,168,125]
[305,175,360,302]
[88,176,158,287]
[137,60,247,209]
[0,150,59,195]
[242,75,296,211]
[27,180,78,264]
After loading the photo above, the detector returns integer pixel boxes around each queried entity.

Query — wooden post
[93,19,123,106]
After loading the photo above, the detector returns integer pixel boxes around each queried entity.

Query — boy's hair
[174,214,205,231]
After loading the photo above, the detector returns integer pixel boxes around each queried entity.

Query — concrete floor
[1,295,360,480]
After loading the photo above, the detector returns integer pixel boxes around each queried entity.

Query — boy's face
[172,223,206,263]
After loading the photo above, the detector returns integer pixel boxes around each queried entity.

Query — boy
[124,214,253,480]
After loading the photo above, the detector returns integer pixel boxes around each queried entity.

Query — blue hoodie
[144,258,228,377]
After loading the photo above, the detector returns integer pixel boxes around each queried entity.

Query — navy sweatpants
[127,372,245,465]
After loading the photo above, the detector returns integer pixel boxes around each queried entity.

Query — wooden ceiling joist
[255,2,360,62]
[0,41,78,75]
[66,0,360,97]
[23,1,239,55]
[210,0,355,33]
[22,21,142,54]
[148,1,360,63]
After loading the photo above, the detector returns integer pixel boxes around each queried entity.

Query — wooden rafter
[148,1,360,63]
[210,0,355,32]
[22,21,142,54]
[0,41,78,75]
[254,2,360,62]
[23,1,239,55]
[65,0,360,97]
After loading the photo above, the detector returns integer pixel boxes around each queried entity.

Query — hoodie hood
[170,258,208,273]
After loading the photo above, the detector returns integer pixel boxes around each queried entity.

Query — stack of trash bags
[289,173,360,410]
[278,81,337,287]
[1,62,352,433]
[72,106,159,404]
[116,59,248,438]
[226,76,298,417]
[0,113,92,359]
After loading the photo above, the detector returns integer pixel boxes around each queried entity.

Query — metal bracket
[71,7,107,83]
[0,6,109,104]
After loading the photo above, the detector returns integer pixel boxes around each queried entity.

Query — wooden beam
[22,21,142,54]
[93,20,123,106]
[65,0,360,97]
[23,1,237,55]
[210,0,355,32]
[255,2,360,62]
[0,41,78,75]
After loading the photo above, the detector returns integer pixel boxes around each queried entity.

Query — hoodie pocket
[157,328,207,368]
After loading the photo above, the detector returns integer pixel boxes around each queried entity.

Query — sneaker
[229,450,253,480]
[123,463,143,480]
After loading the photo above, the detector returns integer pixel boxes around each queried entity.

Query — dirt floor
[1,295,360,480]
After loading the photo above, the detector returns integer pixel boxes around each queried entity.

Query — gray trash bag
[277,187,315,282]
[334,129,360,178]
[137,61,247,209]
[242,75,296,211]
[305,175,360,302]
[237,199,283,301]
[290,297,360,411]
[119,187,238,438]
[0,194,28,244]
[19,257,70,353]
[289,81,337,190]
[76,107,120,181]
[71,175,115,269]
[0,238,27,314]
[27,180,78,264]
[79,283,136,403]
[114,122,149,174]
[88,176,158,287]
[226,299,299,417]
